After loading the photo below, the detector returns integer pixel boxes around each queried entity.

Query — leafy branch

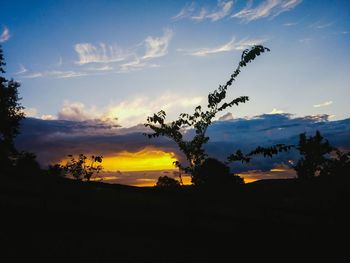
[145,45,270,180]
[227,144,294,163]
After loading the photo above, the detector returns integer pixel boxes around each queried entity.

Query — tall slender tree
[145,45,293,185]
[0,45,25,170]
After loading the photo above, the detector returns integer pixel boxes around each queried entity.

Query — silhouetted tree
[62,154,103,181]
[294,131,334,180]
[0,45,25,172]
[145,45,270,183]
[193,158,244,186]
[155,176,181,188]
[145,45,292,185]
[320,150,350,181]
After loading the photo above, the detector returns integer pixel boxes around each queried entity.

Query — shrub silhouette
[14,151,42,176]
[47,163,66,177]
[193,158,244,187]
[320,150,350,181]
[155,176,181,188]
[294,131,334,180]
[56,154,103,181]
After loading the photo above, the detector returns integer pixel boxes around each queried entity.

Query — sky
[1,0,350,185]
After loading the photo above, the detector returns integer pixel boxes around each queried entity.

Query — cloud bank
[16,114,350,180]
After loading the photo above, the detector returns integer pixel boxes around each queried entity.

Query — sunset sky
[2,0,350,185]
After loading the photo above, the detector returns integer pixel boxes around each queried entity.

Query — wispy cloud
[0,26,10,43]
[309,21,334,29]
[298,38,311,44]
[74,43,130,65]
[187,37,266,56]
[119,57,159,73]
[313,101,333,108]
[72,29,172,73]
[22,70,87,79]
[232,0,302,22]
[119,29,172,72]
[87,65,114,72]
[206,0,234,21]
[21,29,172,79]
[173,1,234,22]
[22,72,44,79]
[15,64,28,75]
[172,2,196,21]
[57,56,63,67]
[283,22,298,26]
[142,28,173,60]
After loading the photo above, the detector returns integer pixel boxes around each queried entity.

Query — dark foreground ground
[1,172,349,260]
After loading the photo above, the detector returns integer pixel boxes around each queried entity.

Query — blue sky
[1,0,350,127]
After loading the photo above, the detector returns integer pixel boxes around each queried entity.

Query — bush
[155,176,181,188]
[193,158,244,187]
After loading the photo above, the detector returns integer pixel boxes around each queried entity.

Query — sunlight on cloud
[313,101,333,108]
[58,101,100,122]
[232,0,302,22]
[189,37,266,56]
[54,94,203,127]
[102,147,177,172]
[237,164,296,183]
[24,107,38,118]
[105,94,203,127]
[268,108,284,114]
[0,26,10,43]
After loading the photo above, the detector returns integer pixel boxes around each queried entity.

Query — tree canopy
[0,45,25,171]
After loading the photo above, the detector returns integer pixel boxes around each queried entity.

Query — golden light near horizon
[102,148,178,172]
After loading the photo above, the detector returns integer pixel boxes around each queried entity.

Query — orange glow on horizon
[102,148,178,172]
[270,168,287,172]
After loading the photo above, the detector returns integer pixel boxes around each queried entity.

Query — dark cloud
[15,114,350,174]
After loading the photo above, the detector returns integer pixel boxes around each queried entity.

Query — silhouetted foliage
[294,131,334,180]
[0,45,25,171]
[193,158,244,187]
[320,150,350,180]
[14,151,42,176]
[60,154,103,181]
[227,144,293,163]
[145,45,270,183]
[47,163,66,177]
[155,176,181,188]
